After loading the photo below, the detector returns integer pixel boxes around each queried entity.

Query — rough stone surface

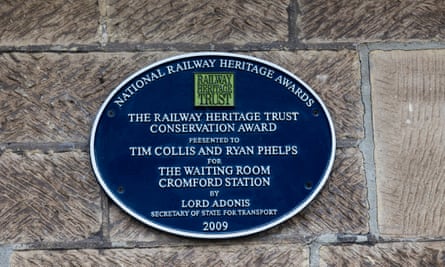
[282,147,368,236]
[0,151,101,243]
[0,0,99,46]
[298,0,445,42]
[105,0,289,44]
[11,244,308,266]
[320,242,445,266]
[109,204,173,243]
[371,50,445,237]
[110,147,367,242]
[250,51,363,141]
[0,52,177,143]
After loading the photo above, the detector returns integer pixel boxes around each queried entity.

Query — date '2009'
[203,221,229,231]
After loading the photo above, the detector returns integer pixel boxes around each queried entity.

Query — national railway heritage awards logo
[194,73,234,107]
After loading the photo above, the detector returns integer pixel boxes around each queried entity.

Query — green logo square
[194,73,234,107]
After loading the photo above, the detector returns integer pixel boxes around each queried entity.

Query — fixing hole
[117,186,125,194]
[107,109,116,118]
[304,181,313,190]
[312,109,319,117]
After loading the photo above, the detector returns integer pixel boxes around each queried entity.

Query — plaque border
[90,52,336,239]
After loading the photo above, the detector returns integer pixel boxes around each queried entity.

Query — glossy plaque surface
[90,52,335,239]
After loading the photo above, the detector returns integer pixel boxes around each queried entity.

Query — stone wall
[0,0,444,266]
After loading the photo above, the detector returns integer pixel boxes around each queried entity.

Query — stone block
[108,51,365,241]
[105,0,289,44]
[298,0,445,42]
[0,52,177,143]
[0,0,99,46]
[11,244,308,266]
[320,242,445,266]
[280,147,368,236]
[370,50,445,237]
[109,147,367,242]
[250,51,363,141]
[0,151,101,243]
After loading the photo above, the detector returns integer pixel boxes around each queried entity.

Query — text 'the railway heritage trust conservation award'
[90,52,336,239]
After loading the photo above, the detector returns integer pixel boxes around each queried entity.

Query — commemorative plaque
[90,52,335,238]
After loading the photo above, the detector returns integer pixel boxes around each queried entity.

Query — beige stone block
[371,50,445,237]
[250,51,363,141]
[0,52,177,143]
[109,148,367,242]
[282,147,368,236]
[320,242,445,266]
[107,51,364,241]
[0,0,99,46]
[0,151,101,243]
[298,0,445,42]
[11,244,308,266]
[105,0,289,44]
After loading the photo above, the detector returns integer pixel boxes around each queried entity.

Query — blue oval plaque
[90,52,335,239]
